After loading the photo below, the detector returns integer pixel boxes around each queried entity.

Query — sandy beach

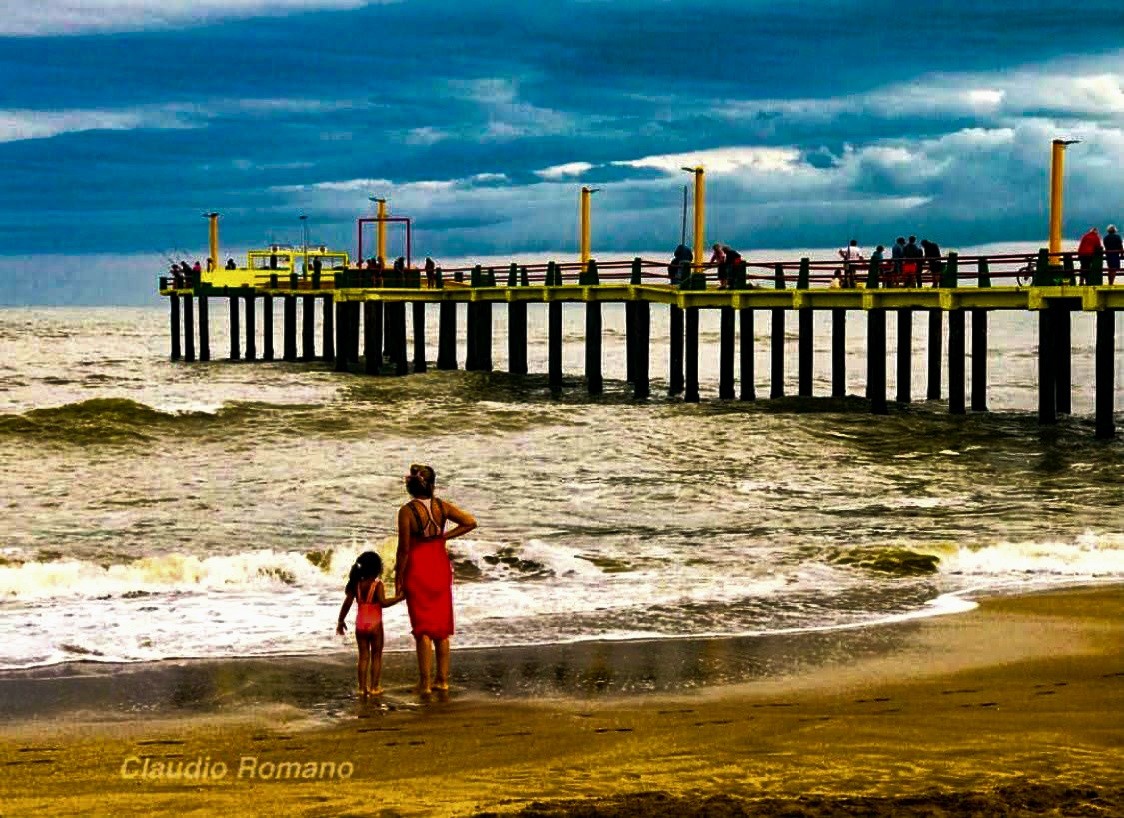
[2,586,1121,817]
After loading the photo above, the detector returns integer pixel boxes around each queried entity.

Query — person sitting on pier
[709,243,726,288]
[1104,225,1122,285]
[870,245,887,285]
[192,260,202,283]
[668,244,692,286]
[179,261,193,286]
[1077,227,1102,284]
[170,262,183,289]
[920,239,942,287]
[206,257,215,272]
[225,257,237,270]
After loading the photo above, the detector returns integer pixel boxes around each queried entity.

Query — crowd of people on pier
[669,223,1124,290]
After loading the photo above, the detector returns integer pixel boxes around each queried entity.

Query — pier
[160,237,1122,440]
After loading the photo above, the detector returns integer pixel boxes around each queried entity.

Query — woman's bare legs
[414,635,433,694]
[433,638,451,690]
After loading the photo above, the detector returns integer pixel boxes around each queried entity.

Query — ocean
[1,304,1122,672]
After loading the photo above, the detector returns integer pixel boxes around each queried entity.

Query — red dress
[402,500,454,640]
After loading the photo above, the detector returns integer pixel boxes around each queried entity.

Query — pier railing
[160,248,1114,295]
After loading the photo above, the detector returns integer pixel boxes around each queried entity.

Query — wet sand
[2,587,1121,816]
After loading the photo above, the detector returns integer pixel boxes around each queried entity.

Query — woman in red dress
[395,464,477,694]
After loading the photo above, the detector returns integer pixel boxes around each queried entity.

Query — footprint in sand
[18,747,59,753]
[940,688,980,695]
[657,708,695,715]
[495,731,533,737]
[136,740,185,746]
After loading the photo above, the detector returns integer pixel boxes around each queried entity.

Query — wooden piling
[184,296,195,362]
[1096,310,1116,439]
[896,310,912,403]
[771,263,785,399]
[245,295,256,361]
[549,292,563,394]
[367,302,383,374]
[170,294,181,361]
[972,258,990,412]
[831,308,846,398]
[263,297,274,361]
[719,307,735,399]
[927,309,942,400]
[1038,309,1056,424]
[685,307,700,402]
[322,296,334,361]
[413,302,427,373]
[364,302,379,375]
[740,308,755,400]
[1055,307,1071,414]
[581,260,602,394]
[334,301,349,373]
[669,305,684,396]
[508,263,528,375]
[283,295,297,361]
[948,309,966,414]
[868,308,887,414]
[227,296,238,361]
[198,296,210,362]
[797,259,812,397]
[437,294,458,371]
[635,299,650,400]
[301,296,315,360]
[465,266,480,371]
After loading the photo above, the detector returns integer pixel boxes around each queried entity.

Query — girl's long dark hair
[346,551,383,596]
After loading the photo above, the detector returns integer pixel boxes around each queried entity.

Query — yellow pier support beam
[1049,139,1078,257]
[206,212,219,271]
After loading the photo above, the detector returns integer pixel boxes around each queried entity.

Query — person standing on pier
[1104,225,1122,285]
[709,244,727,289]
[395,464,477,695]
[424,257,436,289]
[668,244,692,285]
[1078,227,1102,284]
[838,239,863,287]
[902,236,923,287]
[920,239,942,287]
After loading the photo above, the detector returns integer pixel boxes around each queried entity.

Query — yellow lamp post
[579,186,599,270]
[205,212,219,272]
[369,196,387,263]
[680,166,705,273]
[1049,139,1079,258]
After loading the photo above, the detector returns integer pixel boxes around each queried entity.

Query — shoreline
[0,580,1117,722]
[2,585,1121,816]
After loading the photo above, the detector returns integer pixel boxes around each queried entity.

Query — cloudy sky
[2,0,1123,303]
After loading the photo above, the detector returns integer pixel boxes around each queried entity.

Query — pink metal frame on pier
[357,216,412,268]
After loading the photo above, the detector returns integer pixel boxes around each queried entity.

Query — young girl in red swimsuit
[337,551,402,698]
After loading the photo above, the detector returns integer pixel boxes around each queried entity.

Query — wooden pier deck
[159,250,1122,439]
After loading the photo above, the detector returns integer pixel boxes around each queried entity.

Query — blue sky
[2,0,1123,303]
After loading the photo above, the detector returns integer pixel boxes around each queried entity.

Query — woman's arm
[439,498,477,542]
[336,593,355,635]
[395,505,412,596]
